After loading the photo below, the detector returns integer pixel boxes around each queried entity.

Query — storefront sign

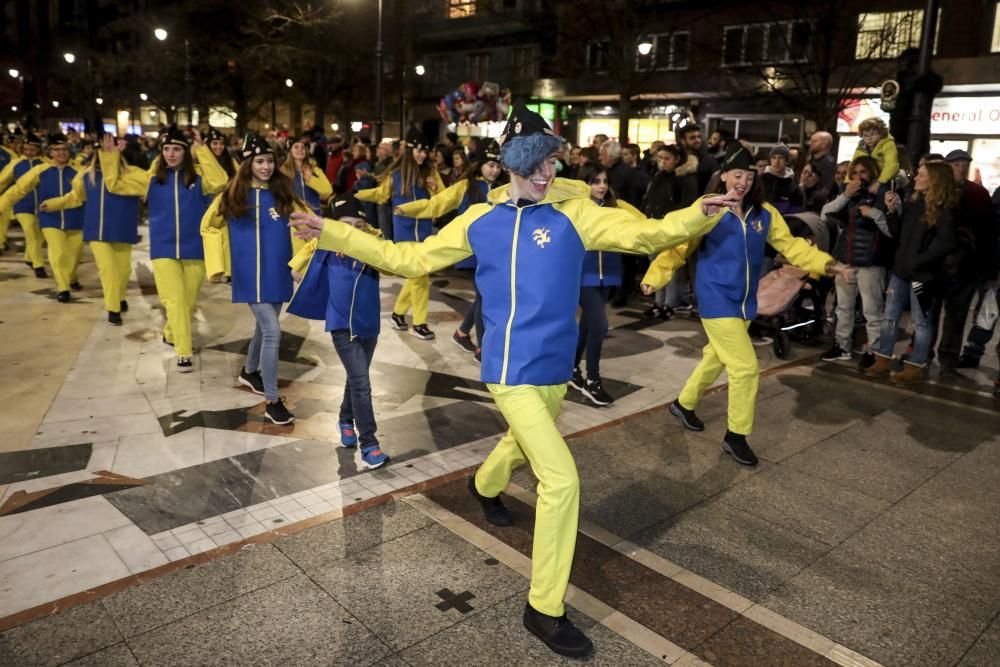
[929,97,1000,134]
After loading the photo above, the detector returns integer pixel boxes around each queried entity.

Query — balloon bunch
[437,81,512,125]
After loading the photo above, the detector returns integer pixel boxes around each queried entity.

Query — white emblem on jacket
[268,207,280,221]
[532,227,551,248]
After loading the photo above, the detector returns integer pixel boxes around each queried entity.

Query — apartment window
[430,55,450,86]
[722,21,810,67]
[449,0,476,19]
[466,52,491,80]
[585,40,610,71]
[512,46,539,82]
[855,11,924,59]
[636,31,691,71]
[992,2,1000,52]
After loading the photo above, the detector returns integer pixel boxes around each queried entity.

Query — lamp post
[374,0,384,143]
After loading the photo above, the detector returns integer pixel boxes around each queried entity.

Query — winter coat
[885,197,958,284]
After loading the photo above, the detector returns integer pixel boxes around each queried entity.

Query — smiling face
[850,163,873,184]
[290,141,307,162]
[251,154,275,183]
[49,145,70,166]
[481,160,501,183]
[21,144,39,159]
[162,144,185,168]
[589,172,609,202]
[510,153,559,203]
[721,168,755,201]
[412,147,428,165]
[209,139,226,157]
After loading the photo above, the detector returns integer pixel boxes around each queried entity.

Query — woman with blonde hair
[865,161,959,384]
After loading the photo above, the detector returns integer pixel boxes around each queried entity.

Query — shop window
[992,2,1000,53]
[430,55,450,86]
[449,0,476,19]
[585,40,610,72]
[635,32,691,71]
[512,46,539,82]
[722,21,810,67]
[855,10,938,60]
[466,52,491,80]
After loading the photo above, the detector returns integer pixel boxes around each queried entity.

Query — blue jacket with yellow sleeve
[580,199,644,288]
[395,177,494,270]
[315,178,722,386]
[643,202,833,320]
[292,164,332,215]
[0,157,47,215]
[42,163,146,243]
[3,163,85,230]
[356,169,445,243]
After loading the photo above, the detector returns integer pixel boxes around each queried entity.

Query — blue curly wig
[500,134,565,177]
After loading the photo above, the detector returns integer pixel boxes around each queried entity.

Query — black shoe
[956,355,979,369]
[468,476,512,527]
[56,290,70,303]
[523,603,593,658]
[70,281,83,291]
[162,336,175,347]
[669,399,704,431]
[821,345,851,362]
[33,267,47,278]
[265,398,295,425]
[411,324,435,340]
[452,330,476,353]
[238,368,265,395]
[581,377,613,406]
[658,305,675,321]
[120,300,129,312]
[858,352,876,371]
[176,357,194,373]
[723,430,758,466]
[568,367,585,391]
[390,313,408,330]
[108,311,122,326]
[225,276,232,285]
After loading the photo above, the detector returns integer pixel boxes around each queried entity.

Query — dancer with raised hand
[101,125,228,372]
[282,134,333,216]
[288,104,738,659]
[0,131,47,276]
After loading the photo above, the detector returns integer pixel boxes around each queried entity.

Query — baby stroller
[753,212,831,359]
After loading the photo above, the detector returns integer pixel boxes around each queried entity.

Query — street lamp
[139,93,148,101]
[11,106,17,112]
[415,64,425,76]
[52,101,60,108]
[285,78,294,88]
[637,40,653,56]
[7,69,18,78]
[154,28,168,41]
[63,52,76,64]
[95,97,103,105]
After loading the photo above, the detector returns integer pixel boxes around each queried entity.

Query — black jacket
[607,160,645,207]
[825,187,893,268]
[886,198,958,284]
[642,166,698,219]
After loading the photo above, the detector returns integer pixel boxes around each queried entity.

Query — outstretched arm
[766,204,845,277]
[355,177,392,204]
[642,240,701,292]
[0,164,46,211]
[41,171,87,212]
[395,178,469,219]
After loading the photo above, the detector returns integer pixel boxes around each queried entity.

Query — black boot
[467,476,512,526]
[723,430,758,466]
[33,266,47,278]
[56,290,70,303]
[523,603,593,658]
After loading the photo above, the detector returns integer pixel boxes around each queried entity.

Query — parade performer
[0,132,21,251]
[40,134,146,324]
[394,139,505,357]
[0,131,46,275]
[289,104,738,658]
[205,127,239,282]
[643,144,849,466]
[1,133,85,301]
[101,126,228,371]
[355,128,444,340]
[286,193,390,469]
[202,133,303,423]
[281,134,333,215]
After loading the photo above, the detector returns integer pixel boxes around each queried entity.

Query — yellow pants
[16,213,44,269]
[393,274,430,325]
[91,241,132,313]
[41,228,84,293]
[476,383,578,617]
[221,225,232,278]
[152,258,205,357]
[678,317,759,435]
[0,207,10,246]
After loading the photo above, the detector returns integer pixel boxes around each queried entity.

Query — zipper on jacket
[173,172,180,258]
[58,168,65,230]
[255,188,261,302]
[738,210,751,319]
[500,206,524,384]
[99,179,105,240]
[348,261,363,340]
[598,251,604,281]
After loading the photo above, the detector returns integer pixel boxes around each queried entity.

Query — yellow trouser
[476,383,578,617]
[41,228,84,292]
[16,213,44,269]
[91,241,132,313]
[678,318,759,435]
[152,258,205,357]
[393,274,430,325]
[221,224,232,278]
[0,207,10,245]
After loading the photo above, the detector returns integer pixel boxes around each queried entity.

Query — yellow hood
[488,177,590,206]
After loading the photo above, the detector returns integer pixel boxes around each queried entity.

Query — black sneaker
[858,352,876,371]
[265,398,295,425]
[70,281,83,291]
[523,603,593,658]
[411,324,435,340]
[468,476,512,526]
[568,367,585,391]
[452,330,476,353]
[956,355,979,369]
[390,313,408,330]
[581,377,613,406]
[657,305,675,321]
[33,267,47,278]
[120,300,129,312]
[674,303,694,314]
[56,290,70,303]
[669,399,704,431]
[238,368,265,395]
[176,357,194,373]
[822,345,851,362]
[723,430,758,466]
[108,311,122,326]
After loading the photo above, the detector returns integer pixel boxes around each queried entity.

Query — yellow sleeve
[355,176,392,204]
[430,170,445,193]
[0,164,46,210]
[43,171,87,211]
[316,204,484,277]
[289,238,318,274]
[616,199,645,219]
[305,167,332,202]
[100,150,151,197]
[0,159,19,192]
[200,194,228,280]
[765,205,833,276]
[877,141,899,184]
[194,145,229,195]
[105,164,150,197]
[642,240,702,290]
[395,179,469,219]
[570,197,722,255]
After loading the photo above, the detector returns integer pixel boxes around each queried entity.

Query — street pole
[906,0,941,164]
[184,38,193,126]
[374,0,384,143]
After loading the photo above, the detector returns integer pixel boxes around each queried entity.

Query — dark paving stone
[958,612,1000,666]
[694,616,835,667]
[0,443,92,484]
[65,644,138,666]
[275,500,433,573]
[599,327,665,359]
[0,602,122,667]
[632,499,829,602]
[1,475,146,516]
[400,593,663,666]
[102,544,299,638]
[424,478,740,651]
[716,465,890,547]
[763,549,993,667]
[307,523,527,652]
[127,575,391,666]
[885,395,997,451]
[204,331,320,366]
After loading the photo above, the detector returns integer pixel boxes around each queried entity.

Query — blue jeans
[246,303,283,401]
[877,274,933,365]
[459,278,484,344]
[575,286,610,380]
[331,330,379,448]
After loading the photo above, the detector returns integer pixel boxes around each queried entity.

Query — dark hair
[213,147,236,179]
[577,164,618,207]
[580,146,599,165]
[463,155,508,205]
[379,146,436,197]
[219,157,304,221]
[714,128,733,141]
[848,156,880,183]
[659,144,685,164]
[676,123,701,139]
[446,131,459,144]
[391,140,400,150]
[154,144,197,187]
